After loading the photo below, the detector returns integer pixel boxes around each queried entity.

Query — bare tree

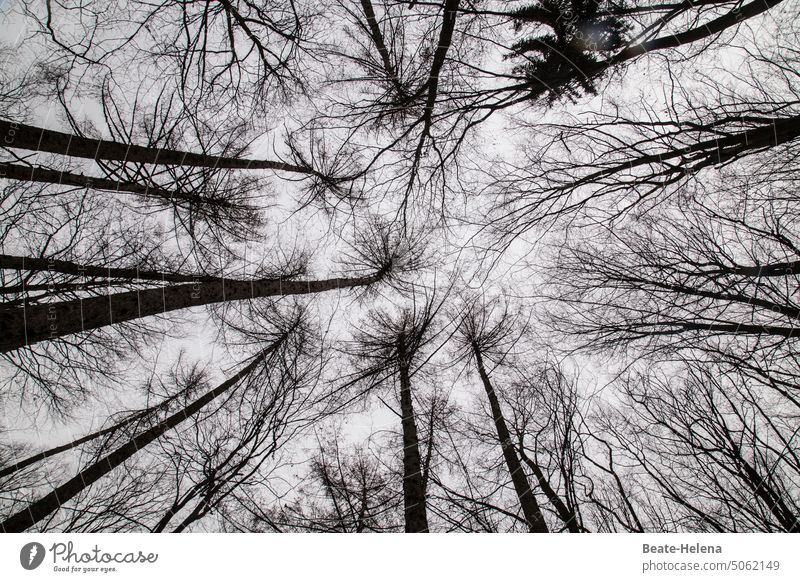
[486,43,800,240]
[0,302,312,532]
[0,217,416,353]
[544,184,800,399]
[262,437,402,532]
[345,297,443,532]
[602,361,800,532]
[453,297,549,532]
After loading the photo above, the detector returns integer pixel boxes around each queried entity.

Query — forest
[0,0,798,533]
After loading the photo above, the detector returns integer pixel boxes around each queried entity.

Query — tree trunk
[0,162,242,209]
[472,343,548,532]
[397,336,429,533]
[617,0,786,60]
[0,410,148,480]
[572,114,800,189]
[359,0,403,93]
[0,120,314,174]
[0,346,277,532]
[0,254,224,284]
[0,269,381,352]
[517,445,581,532]
[0,383,196,479]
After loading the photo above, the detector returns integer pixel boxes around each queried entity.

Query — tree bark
[0,269,381,352]
[472,343,549,532]
[397,336,430,533]
[0,346,277,533]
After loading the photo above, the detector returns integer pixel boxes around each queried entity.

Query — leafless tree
[602,361,800,532]
[0,302,316,532]
[343,297,443,532]
[544,183,800,412]
[261,436,402,532]
[453,297,550,531]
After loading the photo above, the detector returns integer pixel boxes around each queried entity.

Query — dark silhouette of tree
[603,362,800,532]
[509,364,585,533]
[0,120,318,174]
[501,0,787,106]
[544,186,800,376]
[0,217,417,353]
[486,52,800,240]
[345,298,442,532]
[508,1,629,102]
[259,437,402,532]
[454,298,549,532]
[0,303,311,532]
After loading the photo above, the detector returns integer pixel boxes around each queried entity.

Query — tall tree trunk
[566,114,800,190]
[0,120,315,175]
[0,346,277,533]
[0,268,382,352]
[397,336,429,533]
[472,343,548,532]
[0,382,197,479]
[359,0,403,93]
[0,254,224,285]
[0,409,150,479]
[0,162,243,210]
[517,446,581,532]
